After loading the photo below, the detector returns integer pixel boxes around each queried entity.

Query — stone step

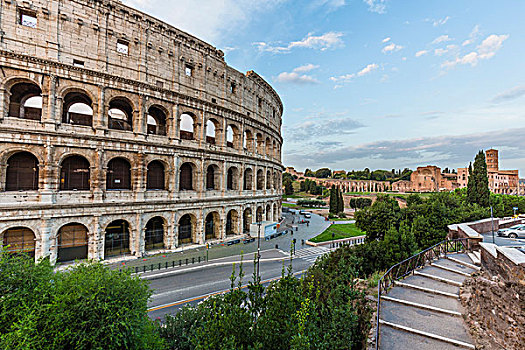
[379,320,475,350]
[431,262,472,277]
[381,296,461,316]
[446,256,481,271]
[379,300,473,345]
[394,281,458,298]
[467,252,481,266]
[435,257,478,274]
[419,265,467,284]
[401,274,460,295]
[414,270,462,287]
[387,285,460,312]
[449,253,478,266]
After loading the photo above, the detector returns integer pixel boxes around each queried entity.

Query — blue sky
[124,0,525,175]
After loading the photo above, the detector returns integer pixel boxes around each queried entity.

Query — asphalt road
[481,232,525,247]
[146,248,326,320]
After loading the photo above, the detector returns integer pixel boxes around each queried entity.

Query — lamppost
[490,206,495,244]
[256,220,262,281]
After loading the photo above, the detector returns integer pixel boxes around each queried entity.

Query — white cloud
[330,63,378,84]
[462,25,481,46]
[442,34,509,68]
[433,44,458,56]
[364,0,388,14]
[382,42,403,53]
[415,50,428,57]
[276,64,321,84]
[382,37,391,43]
[122,0,288,44]
[432,35,452,44]
[492,86,525,103]
[255,31,344,53]
[313,0,346,10]
[433,16,450,27]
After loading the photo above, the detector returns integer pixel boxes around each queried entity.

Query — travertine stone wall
[0,0,283,263]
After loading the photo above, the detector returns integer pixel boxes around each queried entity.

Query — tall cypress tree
[338,187,344,213]
[473,150,490,207]
[466,162,475,204]
[329,185,337,214]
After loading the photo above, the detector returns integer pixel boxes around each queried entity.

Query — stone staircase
[378,252,481,350]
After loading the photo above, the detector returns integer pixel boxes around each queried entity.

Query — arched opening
[266,170,272,190]
[227,125,238,148]
[108,98,133,131]
[147,106,167,136]
[178,214,195,245]
[57,223,88,262]
[62,91,93,126]
[206,164,219,190]
[243,130,254,152]
[60,155,90,191]
[205,212,220,240]
[257,169,264,190]
[146,160,165,190]
[180,113,195,140]
[273,171,279,190]
[1,227,35,258]
[227,167,238,190]
[145,216,165,250]
[179,162,194,190]
[256,207,263,223]
[266,204,271,221]
[265,137,271,156]
[273,204,278,222]
[206,119,217,144]
[104,220,130,258]
[243,168,253,190]
[226,210,239,236]
[106,158,131,190]
[6,152,39,191]
[256,133,264,154]
[243,208,252,233]
[272,140,277,158]
[8,82,42,120]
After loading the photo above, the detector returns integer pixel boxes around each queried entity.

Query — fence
[121,255,207,274]
[375,238,473,350]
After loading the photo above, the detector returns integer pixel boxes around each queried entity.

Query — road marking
[148,269,307,313]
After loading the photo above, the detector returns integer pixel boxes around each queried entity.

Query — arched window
[57,223,88,262]
[62,91,93,126]
[108,98,133,131]
[256,133,264,154]
[226,125,239,148]
[147,160,165,190]
[180,113,194,140]
[179,162,194,190]
[104,220,130,257]
[145,217,165,250]
[1,227,35,258]
[265,137,271,156]
[273,171,279,190]
[206,119,217,144]
[226,210,238,236]
[227,167,238,190]
[266,170,272,190]
[206,165,219,190]
[266,204,271,221]
[243,130,254,152]
[243,168,253,190]
[273,204,278,222]
[6,152,39,191]
[60,156,90,191]
[106,158,131,190]
[205,212,219,240]
[8,82,42,120]
[243,208,252,233]
[257,169,264,190]
[256,207,263,223]
[147,106,167,136]
[178,214,194,244]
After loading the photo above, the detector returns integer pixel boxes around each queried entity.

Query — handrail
[375,238,472,350]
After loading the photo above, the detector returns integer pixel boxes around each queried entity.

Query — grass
[310,223,364,243]
[328,217,352,221]
[282,203,298,208]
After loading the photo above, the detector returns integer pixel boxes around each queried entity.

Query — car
[497,224,525,238]
[304,213,311,218]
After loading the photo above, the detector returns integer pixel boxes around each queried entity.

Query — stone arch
[56,223,89,262]
[226,124,240,149]
[205,163,220,190]
[265,136,271,156]
[178,213,196,245]
[243,168,253,190]
[205,118,219,144]
[145,216,166,251]
[61,90,93,126]
[7,80,42,120]
[146,160,166,190]
[204,211,221,240]
[256,206,263,222]
[5,151,39,191]
[59,155,90,191]
[266,169,272,189]
[227,166,238,190]
[226,209,239,236]
[179,162,196,191]
[106,157,132,190]
[256,169,264,190]
[1,226,36,258]
[273,203,278,222]
[108,97,134,131]
[243,207,252,233]
[104,219,131,258]
[256,133,264,154]
[265,203,271,221]
[147,105,167,136]
[180,112,196,140]
[243,129,254,152]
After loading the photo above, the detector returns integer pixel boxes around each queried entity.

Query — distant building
[285,167,305,178]
[519,179,525,196]
[392,165,458,192]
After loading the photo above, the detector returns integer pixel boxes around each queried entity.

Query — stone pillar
[135,153,145,201]
[135,213,144,257]
[39,219,52,261]
[41,144,56,204]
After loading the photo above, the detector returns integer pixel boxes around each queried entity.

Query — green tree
[329,186,337,214]
[283,178,294,195]
[467,151,490,207]
[355,194,401,241]
[466,162,475,204]
[304,169,315,177]
[338,187,344,213]
[314,168,332,178]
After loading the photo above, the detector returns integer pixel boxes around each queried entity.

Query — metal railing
[375,238,473,350]
[120,255,207,274]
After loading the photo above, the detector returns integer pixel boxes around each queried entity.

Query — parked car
[304,213,311,218]
[497,224,525,238]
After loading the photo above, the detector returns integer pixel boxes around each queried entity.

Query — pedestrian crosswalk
[292,246,332,264]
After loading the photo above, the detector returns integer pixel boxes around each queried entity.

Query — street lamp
[490,206,495,244]
[256,220,262,281]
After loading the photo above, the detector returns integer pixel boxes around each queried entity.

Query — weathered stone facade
[0,0,283,263]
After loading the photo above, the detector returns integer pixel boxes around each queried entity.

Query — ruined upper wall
[0,0,283,128]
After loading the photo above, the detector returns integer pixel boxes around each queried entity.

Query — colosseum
[0,0,283,263]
